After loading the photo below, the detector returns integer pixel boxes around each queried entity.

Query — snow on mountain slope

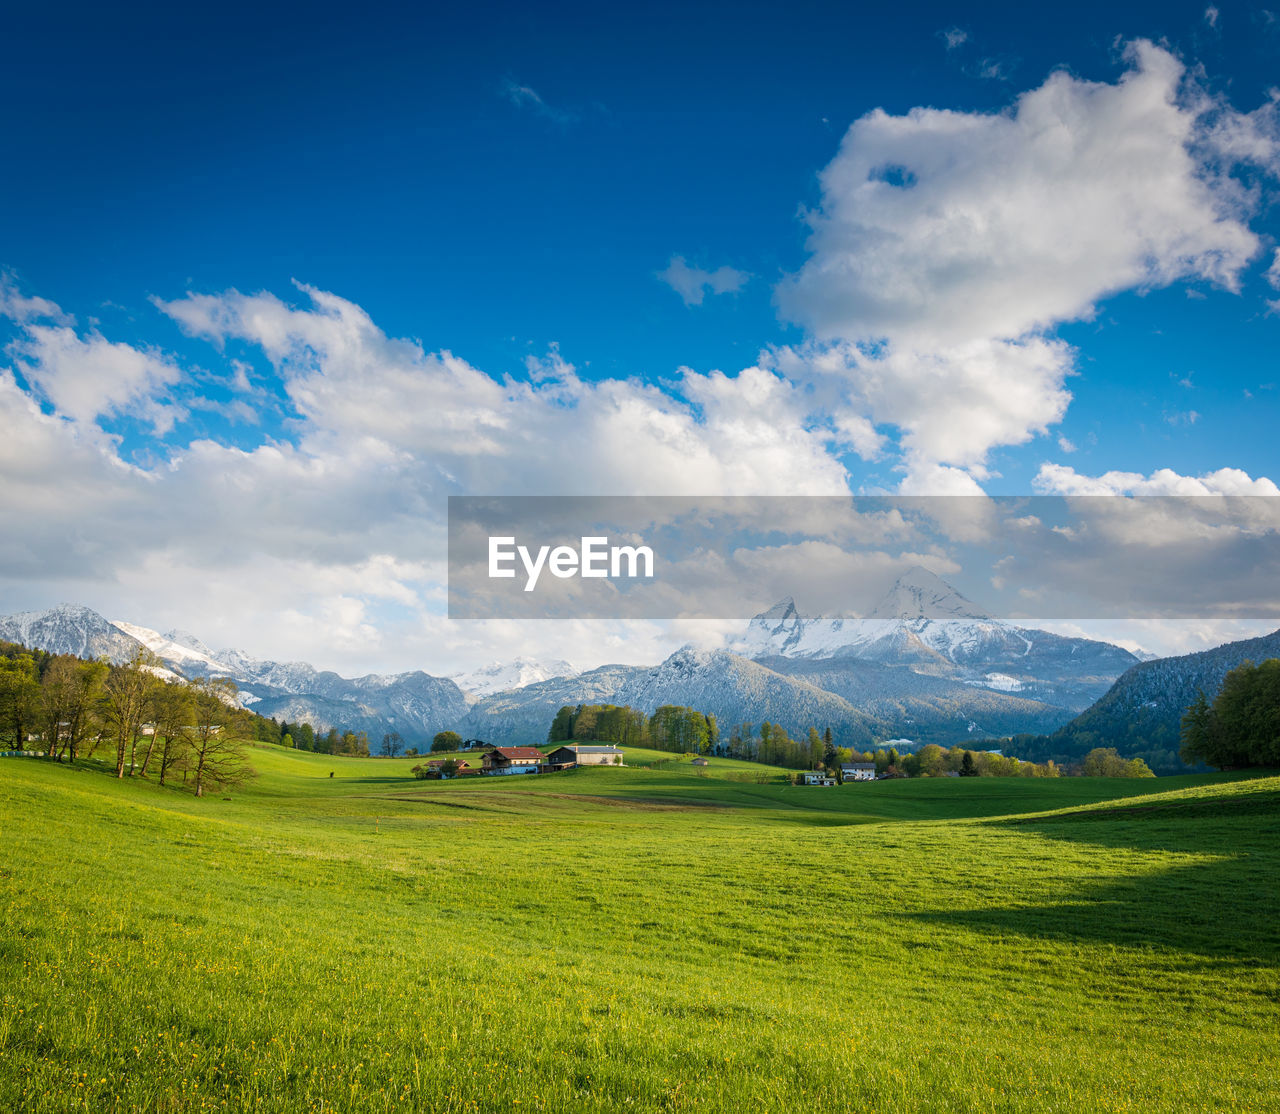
[0,604,144,663]
[111,620,231,672]
[733,566,1139,710]
[451,656,579,701]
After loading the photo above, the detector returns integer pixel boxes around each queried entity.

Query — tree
[188,678,253,798]
[102,649,161,778]
[915,744,947,777]
[1180,691,1218,766]
[821,726,837,773]
[960,751,978,777]
[139,681,194,778]
[548,705,576,743]
[1081,747,1153,777]
[432,730,463,753]
[38,655,107,761]
[0,652,41,750]
[380,731,404,757]
[1182,660,1280,769]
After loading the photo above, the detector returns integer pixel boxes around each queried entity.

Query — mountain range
[0,568,1151,748]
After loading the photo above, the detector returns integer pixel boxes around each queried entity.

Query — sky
[2,0,1279,674]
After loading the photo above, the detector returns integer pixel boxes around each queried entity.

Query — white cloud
[940,27,968,50]
[1033,463,1280,496]
[766,40,1280,492]
[0,278,71,325]
[1058,436,1077,453]
[896,462,988,497]
[768,333,1073,484]
[778,41,1267,347]
[159,283,846,499]
[657,256,750,306]
[7,319,185,434]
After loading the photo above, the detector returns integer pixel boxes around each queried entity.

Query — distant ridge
[1023,626,1280,769]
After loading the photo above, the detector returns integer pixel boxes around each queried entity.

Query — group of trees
[839,742,1069,779]
[548,702,719,755]
[1181,658,1280,769]
[269,717,373,757]
[0,640,254,796]
[548,704,651,747]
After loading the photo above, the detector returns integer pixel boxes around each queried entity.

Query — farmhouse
[546,744,624,768]
[842,762,877,782]
[802,772,836,786]
[426,759,472,778]
[482,747,544,775]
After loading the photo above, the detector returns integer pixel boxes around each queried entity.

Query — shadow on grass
[906,788,1280,965]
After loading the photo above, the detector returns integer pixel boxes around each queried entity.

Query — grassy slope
[1,747,1277,1113]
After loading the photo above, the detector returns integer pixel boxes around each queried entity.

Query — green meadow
[1,746,1277,1113]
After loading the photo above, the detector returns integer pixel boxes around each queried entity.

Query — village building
[842,762,877,782]
[691,756,709,767]
[802,772,836,787]
[481,746,544,775]
[545,744,624,768]
[425,759,472,778]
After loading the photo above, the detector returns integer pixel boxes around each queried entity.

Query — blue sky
[1,0,1279,670]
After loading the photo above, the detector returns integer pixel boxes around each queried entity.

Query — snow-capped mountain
[734,566,1139,712]
[0,604,145,663]
[736,567,1028,664]
[450,656,579,702]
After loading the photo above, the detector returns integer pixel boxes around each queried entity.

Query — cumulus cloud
[780,41,1268,346]
[1033,463,1280,496]
[657,256,751,306]
[158,283,846,499]
[4,299,185,434]
[768,40,1280,491]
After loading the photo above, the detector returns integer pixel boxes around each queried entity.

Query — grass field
[1,745,1277,1112]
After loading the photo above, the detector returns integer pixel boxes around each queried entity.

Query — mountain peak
[164,628,216,656]
[869,567,992,623]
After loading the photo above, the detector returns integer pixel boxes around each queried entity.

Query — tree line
[1180,658,1280,769]
[544,701,1128,777]
[0,640,254,797]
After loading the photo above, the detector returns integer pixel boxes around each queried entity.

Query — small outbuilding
[802,772,836,787]
[546,744,624,768]
[691,756,709,767]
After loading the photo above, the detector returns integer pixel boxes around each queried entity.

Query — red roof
[490,747,544,760]
[427,759,470,768]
